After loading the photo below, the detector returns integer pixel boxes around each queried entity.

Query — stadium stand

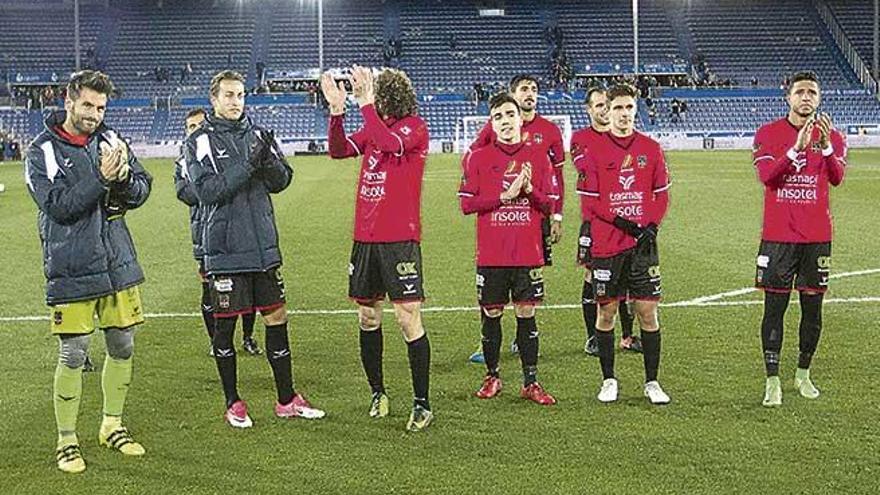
[827,0,877,74]
[0,0,878,145]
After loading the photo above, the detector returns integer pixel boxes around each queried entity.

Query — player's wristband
[551,214,563,222]
[821,145,834,157]
[786,147,799,161]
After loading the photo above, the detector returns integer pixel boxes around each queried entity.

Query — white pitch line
[2,297,879,323]
[670,268,880,306]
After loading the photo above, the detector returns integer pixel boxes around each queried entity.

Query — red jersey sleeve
[547,125,565,167]
[570,133,588,174]
[753,125,794,188]
[548,125,565,216]
[328,115,368,158]
[825,130,847,186]
[526,154,554,216]
[458,150,501,214]
[648,148,671,226]
[360,104,423,156]
[469,120,495,151]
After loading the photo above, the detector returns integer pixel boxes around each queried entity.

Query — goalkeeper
[24,70,152,474]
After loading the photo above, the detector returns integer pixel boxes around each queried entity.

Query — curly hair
[374,69,418,119]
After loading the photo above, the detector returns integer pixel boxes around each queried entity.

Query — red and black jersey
[471,113,566,215]
[458,140,558,267]
[570,126,607,222]
[577,131,670,258]
[752,117,846,243]
[328,104,429,243]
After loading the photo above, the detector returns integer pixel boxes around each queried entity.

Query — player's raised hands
[816,112,833,149]
[522,163,533,194]
[350,65,375,107]
[320,72,347,116]
[794,115,815,152]
[501,169,527,201]
[99,143,123,182]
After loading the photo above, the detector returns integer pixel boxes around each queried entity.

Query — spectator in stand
[671,98,681,123]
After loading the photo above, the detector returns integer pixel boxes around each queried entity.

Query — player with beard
[572,87,639,357]
[459,93,558,405]
[25,70,151,473]
[323,66,433,431]
[751,71,846,407]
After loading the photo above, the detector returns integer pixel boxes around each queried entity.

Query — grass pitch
[1,149,878,494]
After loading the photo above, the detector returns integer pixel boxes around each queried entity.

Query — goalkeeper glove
[612,216,644,238]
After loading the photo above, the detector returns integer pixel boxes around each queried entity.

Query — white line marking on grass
[2,297,879,323]
[669,268,880,306]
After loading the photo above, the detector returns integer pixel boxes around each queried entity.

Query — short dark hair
[375,68,418,119]
[509,74,540,93]
[210,70,246,96]
[585,86,606,105]
[788,71,820,92]
[185,108,206,120]
[67,70,114,101]
[489,92,520,113]
[606,83,639,102]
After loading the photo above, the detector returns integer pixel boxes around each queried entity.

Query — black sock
[481,313,502,377]
[761,291,790,376]
[582,280,597,340]
[798,292,824,369]
[641,330,661,382]
[212,317,239,408]
[597,330,615,379]
[201,281,215,341]
[359,326,385,394]
[619,302,635,339]
[265,322,294,404]
[516,316,539,386]
[242,312,256,340]
[406,334,431,410]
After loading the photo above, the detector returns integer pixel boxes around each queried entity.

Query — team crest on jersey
[637,155,647,169]
[792,153,807,173]
[620,155,634,171]
[618,174,636,190]
[532,133,543,144]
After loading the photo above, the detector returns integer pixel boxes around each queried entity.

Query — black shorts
[349,241,425,304]
[541,217,553,266]
[756,241,831,293]
[477,266,545,308]
[576,220,592,267]
[591,241,661,303]
[209,267,286,318]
